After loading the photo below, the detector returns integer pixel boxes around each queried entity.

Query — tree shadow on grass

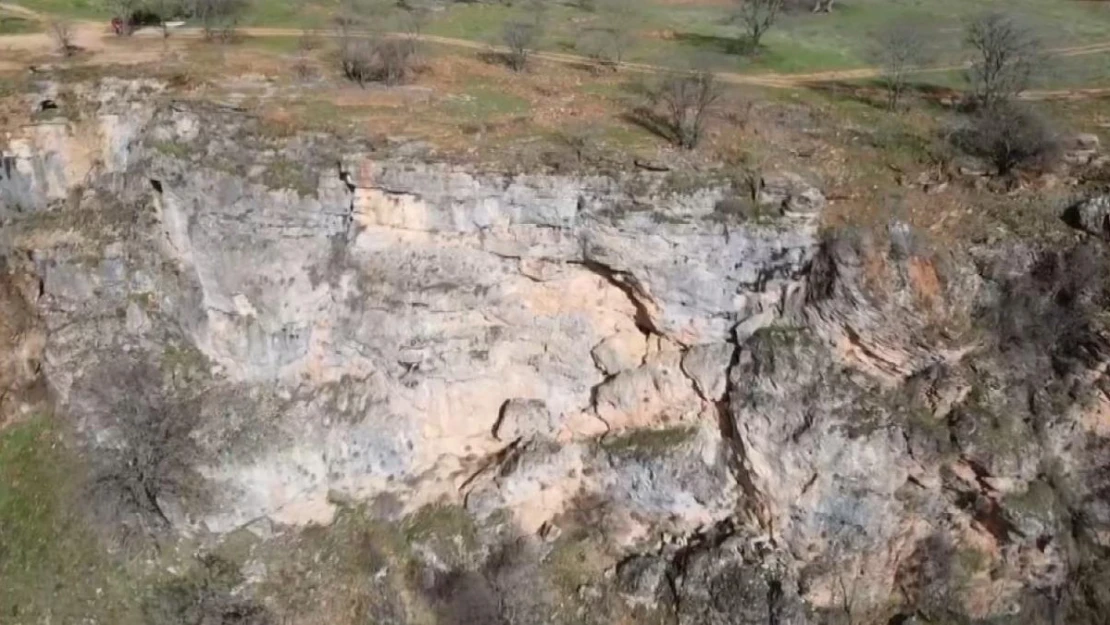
[672,32,752,56]
[477,49,518,71]
[806,78,961,113]
[620,108,678,146]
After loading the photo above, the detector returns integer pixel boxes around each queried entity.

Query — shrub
[340,36,416,86]
[956,102,1060,176]
[144,555,271,625]
[576,0,633,72]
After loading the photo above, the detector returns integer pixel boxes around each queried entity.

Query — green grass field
[6,0,1110,82]
[415,0,1110,74]
[0,418,142,624]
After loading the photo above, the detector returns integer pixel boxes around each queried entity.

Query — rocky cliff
[2,79,1108,625]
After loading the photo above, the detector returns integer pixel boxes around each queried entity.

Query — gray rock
[1066,195,1110,240]
[680,343,735,400]
[615,556,671,607]
[1074,132,1101,151]
[757,171,826,216]
[2,77,1110,625]
[494,399,555,441]
[590,331,646,375]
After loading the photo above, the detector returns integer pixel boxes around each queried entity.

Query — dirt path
[1021,86,1110,101]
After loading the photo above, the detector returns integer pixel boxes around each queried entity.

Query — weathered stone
[6,77,1110,625]
[1065,195,1110,240]
[615,555,670,607]
[590,331,647,375]
[680,343,734,400]
[1074,132,1101,151]
[594,349,701,431]
[757,171,826,216]
[494,398,555,441]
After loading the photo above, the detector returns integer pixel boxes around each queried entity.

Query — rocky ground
[2,77,1110,625]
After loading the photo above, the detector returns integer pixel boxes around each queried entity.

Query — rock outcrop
[1,79,819,536]
[3,78,1110,625]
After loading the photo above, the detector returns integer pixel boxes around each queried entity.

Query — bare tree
[956,101,1060,176]
[376,38,417,84]
[49,20,76,57]
[400,5,431,39]
[557,122,600,165]
[965,12,1042,108]
[82,362,206,540]
[190,0,247,41]
[502,19,541,71]
[652,69,722,149]
[576,0,634,70]
[872,19,931,110]
[735,0,784,51]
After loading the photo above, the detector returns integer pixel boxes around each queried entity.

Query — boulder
[591,331,648,376]
[680,343,734,401]
[1064,195,1110,240]
[757,172,826,216]
[494,398,555,441]
[1074,133,1101,151]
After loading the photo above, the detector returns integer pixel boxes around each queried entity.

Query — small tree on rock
[735,0,784,51]
[965,12,1042,108]
[82,361,206,540]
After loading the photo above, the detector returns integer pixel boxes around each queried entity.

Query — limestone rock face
[0,82,821,535]
[4,79,1110,625]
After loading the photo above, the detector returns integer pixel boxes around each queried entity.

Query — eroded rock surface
[4,78,1110,625]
